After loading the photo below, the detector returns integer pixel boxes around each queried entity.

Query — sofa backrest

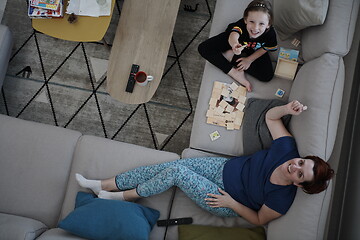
[288,53,345,160]
[59,135,180,240]
[266,54,344,240]
[302,0,359,61]
[0,115,82,228]
[208,0,249,38]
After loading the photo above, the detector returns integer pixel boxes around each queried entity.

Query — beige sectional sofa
[0,114,181,240]
[187,0,359,239]
[0,0,359,239]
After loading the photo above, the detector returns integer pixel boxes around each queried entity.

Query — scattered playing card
[275,88,285,98]
[209,131,221,141]
[229,82,239,91]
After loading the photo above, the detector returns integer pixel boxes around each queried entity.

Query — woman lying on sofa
[76,100,334,225]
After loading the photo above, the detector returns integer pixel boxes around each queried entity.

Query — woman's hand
[265,100,307,140]
[236,57,253,71]
[205,188,237,208]
[286,100,307,116]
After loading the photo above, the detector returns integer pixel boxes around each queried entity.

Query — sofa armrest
[288,53,344,160]
[0,115,82,228]
[0,213,48,240]
[0,24,13,88]
[208,0,251,37]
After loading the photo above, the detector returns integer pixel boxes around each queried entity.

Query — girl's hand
[236,57,252,71]
[286,100,307,115]
[205,188,236,208]
[228,32,240,49]
[232,44,246,55]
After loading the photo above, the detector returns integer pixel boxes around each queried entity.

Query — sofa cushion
[37,228,84,240]
[190,0,299,157]
[302,0,359,61]
[167,149,256,239]
[178,225,265,240]
[59,192,159,240]
[181,148,224,159]
[207,0,305,64]
[190,62,293,156]
[267,181,333,240]
[288,53,344,160]
[164,188,256,239]
[273,0,329,41]
[59,135,180,240]
[0,213,48,240]
[0,115,82,228]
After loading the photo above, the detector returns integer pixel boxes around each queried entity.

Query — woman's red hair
[300,155,335,194]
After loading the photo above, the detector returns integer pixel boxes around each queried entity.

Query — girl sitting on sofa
[76,100,334,225]
[198,0,278,92]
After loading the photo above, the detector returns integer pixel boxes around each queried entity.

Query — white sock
[98,190,125,201]
[75,173,102,195]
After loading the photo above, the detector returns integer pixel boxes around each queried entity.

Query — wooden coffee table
[106,0,181,104]
[32,0,115,42]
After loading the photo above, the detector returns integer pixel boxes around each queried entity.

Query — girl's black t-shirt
[225,18,278,52]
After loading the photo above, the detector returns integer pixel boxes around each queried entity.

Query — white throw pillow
[273,0,329,40]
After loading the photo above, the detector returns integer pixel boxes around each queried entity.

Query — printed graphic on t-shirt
[239,41,262,51]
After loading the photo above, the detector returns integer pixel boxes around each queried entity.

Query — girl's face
[244,11,270,39]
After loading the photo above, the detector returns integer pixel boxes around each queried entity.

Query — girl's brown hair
[300,155,335,194]
[243,0,274,25]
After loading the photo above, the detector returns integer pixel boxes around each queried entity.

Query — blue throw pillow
[59,192,160,240]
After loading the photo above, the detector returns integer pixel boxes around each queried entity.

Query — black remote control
[125,64,140,93]
[157,217,193,227]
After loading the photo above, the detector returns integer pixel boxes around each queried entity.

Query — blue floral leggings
[115,157,239,217]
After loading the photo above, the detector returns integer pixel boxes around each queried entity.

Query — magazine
[30,0,61,11]
[28,0,63,18]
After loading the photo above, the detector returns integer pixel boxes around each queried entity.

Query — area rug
[0,0,216,155]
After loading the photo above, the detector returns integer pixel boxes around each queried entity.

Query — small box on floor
[274,48,299,80]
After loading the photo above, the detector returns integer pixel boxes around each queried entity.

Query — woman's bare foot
[228,68,252,92]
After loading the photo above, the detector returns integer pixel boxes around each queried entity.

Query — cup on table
[96,0,107,5]
[135,71,154,86]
